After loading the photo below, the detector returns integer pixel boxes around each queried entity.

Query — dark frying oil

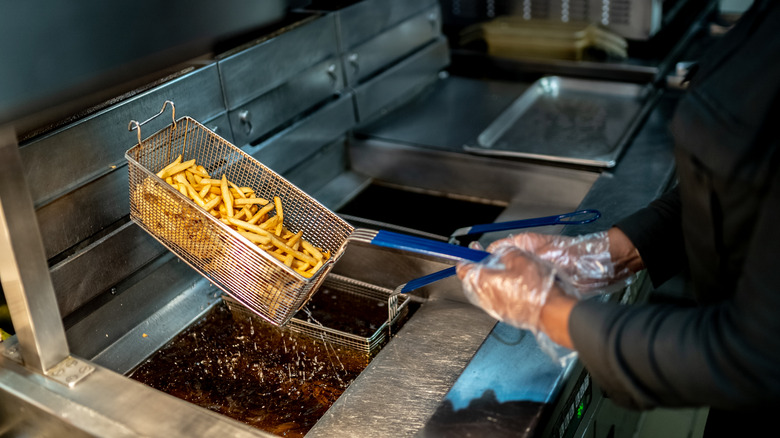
[130,302,369,437]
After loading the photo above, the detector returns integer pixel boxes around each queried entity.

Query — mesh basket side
[126,117,352,325]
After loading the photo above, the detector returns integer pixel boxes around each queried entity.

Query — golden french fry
[234,197,270,206]
[228,181,246,199]
[220,175,233,218]
[273,196,283,224]
[185,170,197,186]
[248,203,275,225]
[237,229,271,245]
[259,215,277,231]
[185,184,205,207]
[187,166,210,178]
[159,159,196,179]
[307,260,323,274]
[287,230,303,247]
[202,195,221,211]
[198,184,211,199]
[156,155,182,178]
[301,240,323,261]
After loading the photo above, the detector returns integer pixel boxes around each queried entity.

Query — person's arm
[538,227,644,350]
[569,168,780,410]
[614,185,684,287]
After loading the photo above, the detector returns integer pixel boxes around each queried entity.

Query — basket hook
[128,100,176,145]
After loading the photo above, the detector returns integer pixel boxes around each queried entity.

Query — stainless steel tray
[464,76,654,168]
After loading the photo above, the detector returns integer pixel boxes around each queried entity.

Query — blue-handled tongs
[376,209,601,294]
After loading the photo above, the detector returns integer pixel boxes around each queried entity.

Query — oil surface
[130,302,369,437]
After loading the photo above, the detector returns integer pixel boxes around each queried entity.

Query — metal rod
[0,125,70,373]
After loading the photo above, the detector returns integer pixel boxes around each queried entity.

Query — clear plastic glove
[457,244,557,333]
[486,231,635,297]
[457,244,578,367]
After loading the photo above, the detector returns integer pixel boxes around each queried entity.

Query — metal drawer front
[354,38,449,123]
[246,95,355,175]
[19,64,225,209]
[218,15,340,110]
[228,58,345,146]
[337,0,439,50]
[344,5,441,86]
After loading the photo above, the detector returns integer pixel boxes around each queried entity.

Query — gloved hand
[456,242,558,333]
[486,230,636,297]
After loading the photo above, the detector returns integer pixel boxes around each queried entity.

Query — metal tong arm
[399,266,458,294]
[450,209,601,238]
[369,230,489,262]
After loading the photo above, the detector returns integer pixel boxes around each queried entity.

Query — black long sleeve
[614,186,685,288]
[570,166,780,410]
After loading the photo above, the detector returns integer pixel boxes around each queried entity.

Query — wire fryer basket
[223,274,410,358]
[125,102,355,326]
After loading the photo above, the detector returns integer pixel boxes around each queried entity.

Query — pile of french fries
[156,155,330,278]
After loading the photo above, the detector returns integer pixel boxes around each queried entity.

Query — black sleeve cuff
[614,186,686,288]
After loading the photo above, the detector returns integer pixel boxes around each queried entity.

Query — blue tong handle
[370,230,489,262]
[398,209,601,294]
[451,209,600,238]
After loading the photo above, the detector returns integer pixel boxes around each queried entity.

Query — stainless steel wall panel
[49,221,165,318]
[36,168,128,260]
[65,254,202,365]
[353,38,449,122]
[227,58,345,146]
[19,64,225,209]
[34,112,231,260]
[337,0,439,50]
[217,15,340,110]
[245,95,355,175]
[201,112,235,146]
[343,5,441,86]
[284,136,349,196]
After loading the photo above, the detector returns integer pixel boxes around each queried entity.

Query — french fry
[228,181,246,199]
[220,175,233,218]
[187,166,211,178]
[237,229,271,245]
[159,159,196,179]
[156,155,182,178]
[157,157,332,278]
[203,195,222,211]
[300,240,323,261]
[234,197,270,206]
[248,203,275,225]
[198,184,211,199]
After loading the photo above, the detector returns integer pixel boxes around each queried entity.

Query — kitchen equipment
[222,273,411,358]
[126,101,355,327]
[127,101,561,327]
[394,209,601,294]
[464,76,653,168]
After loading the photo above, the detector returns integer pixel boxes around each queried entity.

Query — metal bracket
[45,356,96,388]
[1,336,23,364]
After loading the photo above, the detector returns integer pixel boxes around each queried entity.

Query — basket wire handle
[127,100,176,145]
